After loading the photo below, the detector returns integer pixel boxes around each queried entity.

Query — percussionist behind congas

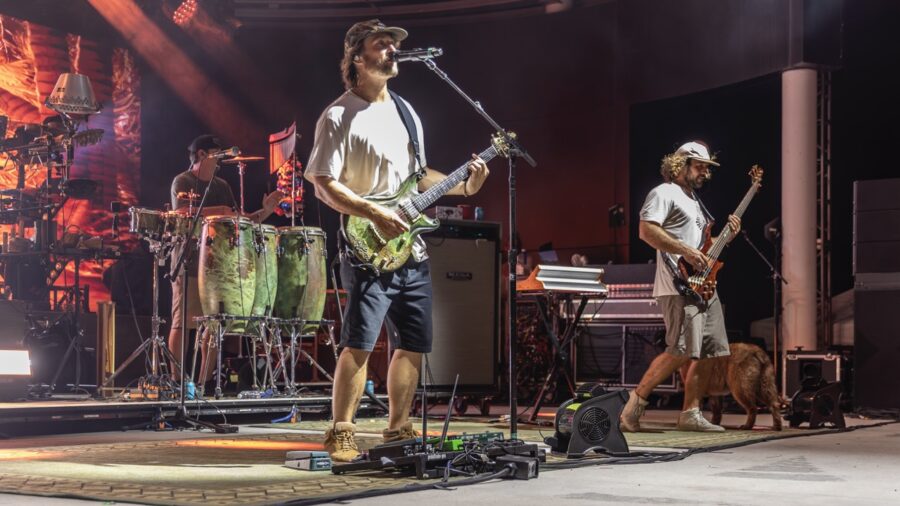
[168,134,281,391]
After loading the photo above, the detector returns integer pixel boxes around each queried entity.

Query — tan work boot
[324,421,359,462]
[620,390,649,432]
[382,421,420,443]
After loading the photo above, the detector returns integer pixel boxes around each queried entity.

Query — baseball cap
[674,141,720,167]
[188,134,222,154]
[344,19,408,50]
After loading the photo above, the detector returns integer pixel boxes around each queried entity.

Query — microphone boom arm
[421,59,536,167]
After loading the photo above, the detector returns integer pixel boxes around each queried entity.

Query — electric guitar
[674,165,764,303]
[343,133,511,274]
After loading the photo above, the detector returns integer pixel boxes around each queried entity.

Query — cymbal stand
[421,58,536,439]
[237,160,246,214]
[101,238,180,396]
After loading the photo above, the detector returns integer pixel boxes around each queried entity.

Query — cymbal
[221,156,264,164]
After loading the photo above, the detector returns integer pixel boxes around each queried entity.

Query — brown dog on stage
[701,342,785,430]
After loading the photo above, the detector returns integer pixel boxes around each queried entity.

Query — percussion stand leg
[261,322,278,393]
[268,323,291,394]
[191,322,204,393]
[289,325,300,395]
[249,326,263,392]
[214,321,225,399]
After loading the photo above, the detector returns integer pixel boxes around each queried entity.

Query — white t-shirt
[639,182,711,297]
[305,90,428,261]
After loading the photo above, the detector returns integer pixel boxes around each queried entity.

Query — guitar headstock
[749,164,764,186]
[491,131,516,158]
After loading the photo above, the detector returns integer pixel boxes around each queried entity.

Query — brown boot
[324,422,359,462]
[382,421,420,443]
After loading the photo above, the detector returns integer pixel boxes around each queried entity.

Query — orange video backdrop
[0,14,140,310]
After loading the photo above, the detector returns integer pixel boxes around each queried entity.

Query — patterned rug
[256,417,828,450]
[0,420,837,505]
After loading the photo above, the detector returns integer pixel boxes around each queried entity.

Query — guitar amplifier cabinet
[420,220,501,392]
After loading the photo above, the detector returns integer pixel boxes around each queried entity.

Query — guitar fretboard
[706,179,761,263]
[411,145,499,212]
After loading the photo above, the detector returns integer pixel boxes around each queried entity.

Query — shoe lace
[335,431,357,451]
[634,403,646,418]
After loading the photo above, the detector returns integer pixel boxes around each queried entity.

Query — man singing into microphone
[168,134,281,392]
[305,19,490,461]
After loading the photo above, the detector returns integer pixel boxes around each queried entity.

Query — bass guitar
[675,165,764,303]
[343,133,511,274]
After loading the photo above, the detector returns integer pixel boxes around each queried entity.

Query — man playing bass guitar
[621,141,740,432]
[305,19,490,462]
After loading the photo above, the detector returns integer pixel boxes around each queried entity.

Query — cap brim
[378,26,408,42]
[690,157,720,167]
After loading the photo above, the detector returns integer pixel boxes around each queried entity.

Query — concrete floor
[0,410,896,506]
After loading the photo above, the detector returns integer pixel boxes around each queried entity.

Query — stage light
[173,0,198,26]
[0,350,30,376]
[45,73,101,116]
[0,349,31,401]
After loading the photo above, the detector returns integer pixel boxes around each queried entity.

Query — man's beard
[367,56,397,77]
[688,174,706,189]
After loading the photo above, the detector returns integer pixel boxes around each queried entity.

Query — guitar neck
[708,181,761,259]
[410,145,499,212]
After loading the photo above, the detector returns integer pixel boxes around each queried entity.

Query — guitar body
[343,175,440,274]
[341,133,512,274]
[677,227,724,302]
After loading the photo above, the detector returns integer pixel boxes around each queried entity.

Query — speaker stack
[853,178,900,410]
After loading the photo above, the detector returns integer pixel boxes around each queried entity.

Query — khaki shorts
[658,293,730,360]
[170,275,203,331]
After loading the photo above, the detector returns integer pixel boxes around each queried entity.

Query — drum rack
[192,314,334,399]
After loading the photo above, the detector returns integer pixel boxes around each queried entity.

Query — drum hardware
[100,238,181,398]
[220,155,264,215]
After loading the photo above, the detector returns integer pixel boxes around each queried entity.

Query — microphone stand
[421,59,536,441]
[740,230,789,385]
[164,158,236,433]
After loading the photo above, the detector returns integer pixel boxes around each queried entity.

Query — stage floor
[0,408,893,505]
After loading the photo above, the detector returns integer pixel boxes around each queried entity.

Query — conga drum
[274,226,327,332]
[198,216,257,333]
[252,224,278,317]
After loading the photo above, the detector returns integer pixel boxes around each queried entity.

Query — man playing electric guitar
[621,141,740,432]
[305,19,490,462]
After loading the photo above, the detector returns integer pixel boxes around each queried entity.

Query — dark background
[1,0,898,341]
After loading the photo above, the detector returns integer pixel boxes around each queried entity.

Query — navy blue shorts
[339,256,433,353]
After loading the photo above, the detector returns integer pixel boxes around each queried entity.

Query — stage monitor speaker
[854,286,900,410]
[421,220,500,392]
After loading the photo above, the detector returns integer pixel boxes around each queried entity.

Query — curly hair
[660,153,689,182]
[659,152,716,182]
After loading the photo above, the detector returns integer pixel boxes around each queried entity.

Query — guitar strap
[388,89,426,181]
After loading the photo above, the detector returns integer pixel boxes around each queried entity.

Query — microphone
[110,201,121,240]
[390,47,443,62]
[207,146,241,159]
